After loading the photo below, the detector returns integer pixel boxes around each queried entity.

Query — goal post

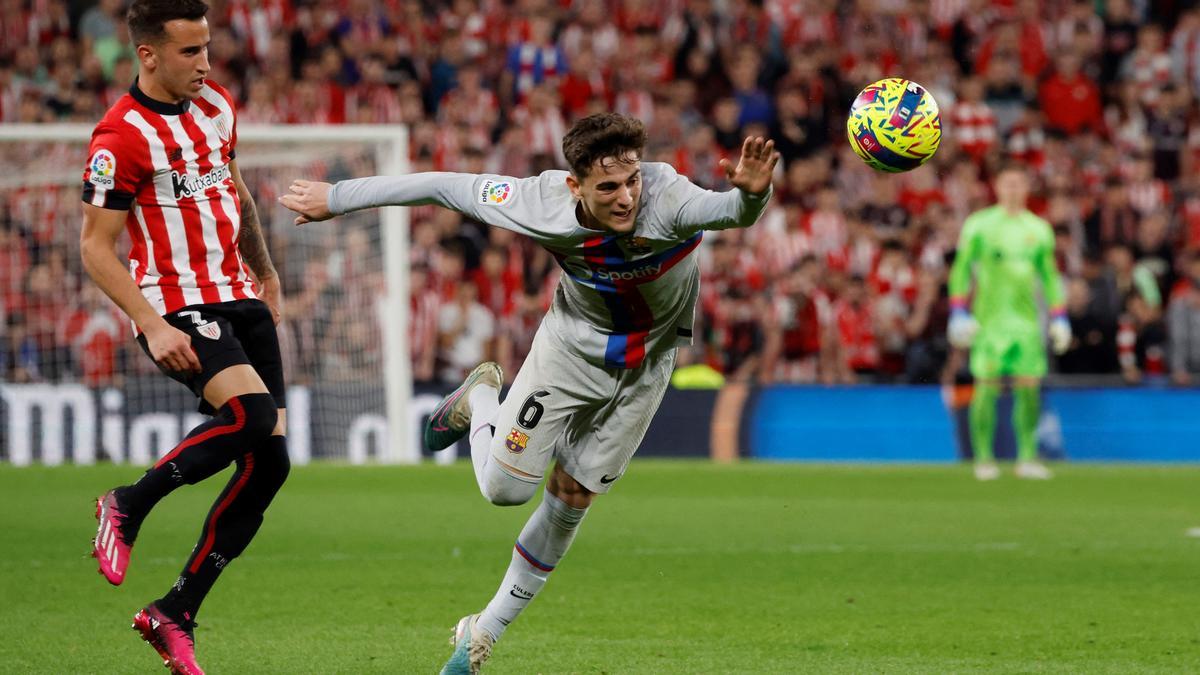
[0,123,418,465]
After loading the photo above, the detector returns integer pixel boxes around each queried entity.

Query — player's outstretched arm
[280,172,494,224]
[281,172,549,238]
[278,179,335,225]
[720,135,779,197]
[670,136,779,236]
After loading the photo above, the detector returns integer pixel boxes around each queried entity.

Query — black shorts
[137,298,286,415]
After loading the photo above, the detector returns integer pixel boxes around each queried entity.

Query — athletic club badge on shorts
[505,428,529,454]
[196,320,221,340]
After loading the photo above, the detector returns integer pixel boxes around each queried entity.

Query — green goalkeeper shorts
[970,329,1047,380]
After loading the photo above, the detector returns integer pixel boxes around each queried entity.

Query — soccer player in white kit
[280,113,777,673]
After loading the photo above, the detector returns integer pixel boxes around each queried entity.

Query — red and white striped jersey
[82,79,258,317]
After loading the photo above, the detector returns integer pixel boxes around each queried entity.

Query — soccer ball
[846,78,941,173]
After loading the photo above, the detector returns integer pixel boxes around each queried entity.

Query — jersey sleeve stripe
[81,182,135,210]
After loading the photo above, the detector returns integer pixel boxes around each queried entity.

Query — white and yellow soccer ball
[846,78,941,173]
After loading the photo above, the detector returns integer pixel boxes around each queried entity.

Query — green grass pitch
[2,460,1198,673]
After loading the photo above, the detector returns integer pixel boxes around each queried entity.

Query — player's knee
[257,437,291,496]
[232,393,278,440]
[480,463,539,506]
[547,467,595,509]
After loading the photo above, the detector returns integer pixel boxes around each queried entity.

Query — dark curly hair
[561,113,647,178]
[127,0,209,46]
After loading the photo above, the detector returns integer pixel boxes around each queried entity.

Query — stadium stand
[2,0,1197,387]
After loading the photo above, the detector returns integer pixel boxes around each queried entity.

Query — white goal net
[0,124,432,466]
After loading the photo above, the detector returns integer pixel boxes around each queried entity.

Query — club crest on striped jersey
[213,116,231,143]
[505,427,529,453]
[196,320,221,340]
[479,179,514,206]
[88,149,116,189]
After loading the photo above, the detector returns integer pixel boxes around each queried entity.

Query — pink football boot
[93,489,135,585]
[132,603,205,675]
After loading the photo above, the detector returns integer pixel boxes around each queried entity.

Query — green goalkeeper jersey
[948,205,1065,334]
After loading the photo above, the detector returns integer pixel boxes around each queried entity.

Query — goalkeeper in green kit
[948,164,1070,481]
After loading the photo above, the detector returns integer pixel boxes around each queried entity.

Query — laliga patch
[505,427,529,454]
[195,320,221,340]
[88,149,116,189]
[479,179,514,206]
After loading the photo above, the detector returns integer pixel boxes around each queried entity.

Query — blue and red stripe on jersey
[551,233,702,369]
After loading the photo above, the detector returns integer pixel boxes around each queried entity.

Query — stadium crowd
[4,0,1200,387]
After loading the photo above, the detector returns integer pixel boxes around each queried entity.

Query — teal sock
[969,382,1000,463]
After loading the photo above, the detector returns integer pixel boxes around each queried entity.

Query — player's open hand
[145,322,201,373]
[721,136,779,197]
[278,180,334,225]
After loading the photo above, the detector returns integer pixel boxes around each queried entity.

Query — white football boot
[1015,461,1053,480]
[973,462,1001,481]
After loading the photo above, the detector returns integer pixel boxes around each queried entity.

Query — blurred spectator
[771,86,826,163]
[951,77,997,162]
[410,262,441,385]
[496,286,545,379]
[760,255,830,384]
[501,14,565,108]
[832,275,879,381]
[472,245,520,318]
[904,264,953,384]
[7,0,1200,386]
[1167,252,1200,385]
[1108,242,1162,311]
[1039,52,1103,136]
[79,0,122,53]
[437,280,494,384]
[1060,277,1120,374]
[1085,179,1139,254]
[1102,0,1141,84]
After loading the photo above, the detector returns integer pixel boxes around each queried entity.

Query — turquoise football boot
[424,362,504,452]
[439,614,493,675]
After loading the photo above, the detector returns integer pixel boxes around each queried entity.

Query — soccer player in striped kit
[83,2,288,673]
[281,113,778,673]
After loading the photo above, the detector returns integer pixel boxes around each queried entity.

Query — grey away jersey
[327,162,771,369]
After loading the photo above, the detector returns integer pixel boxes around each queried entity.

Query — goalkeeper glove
[1049,314,1072,355]
[948,308,979,349]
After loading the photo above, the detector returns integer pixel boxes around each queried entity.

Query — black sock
[120,394,279,519]
[159,435,290,620]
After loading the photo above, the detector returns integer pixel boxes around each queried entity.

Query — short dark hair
[127,0,209,46]
[561,113,646,178]
[993,159,1030,178]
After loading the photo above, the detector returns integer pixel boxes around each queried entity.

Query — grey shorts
[489,328,676,493]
